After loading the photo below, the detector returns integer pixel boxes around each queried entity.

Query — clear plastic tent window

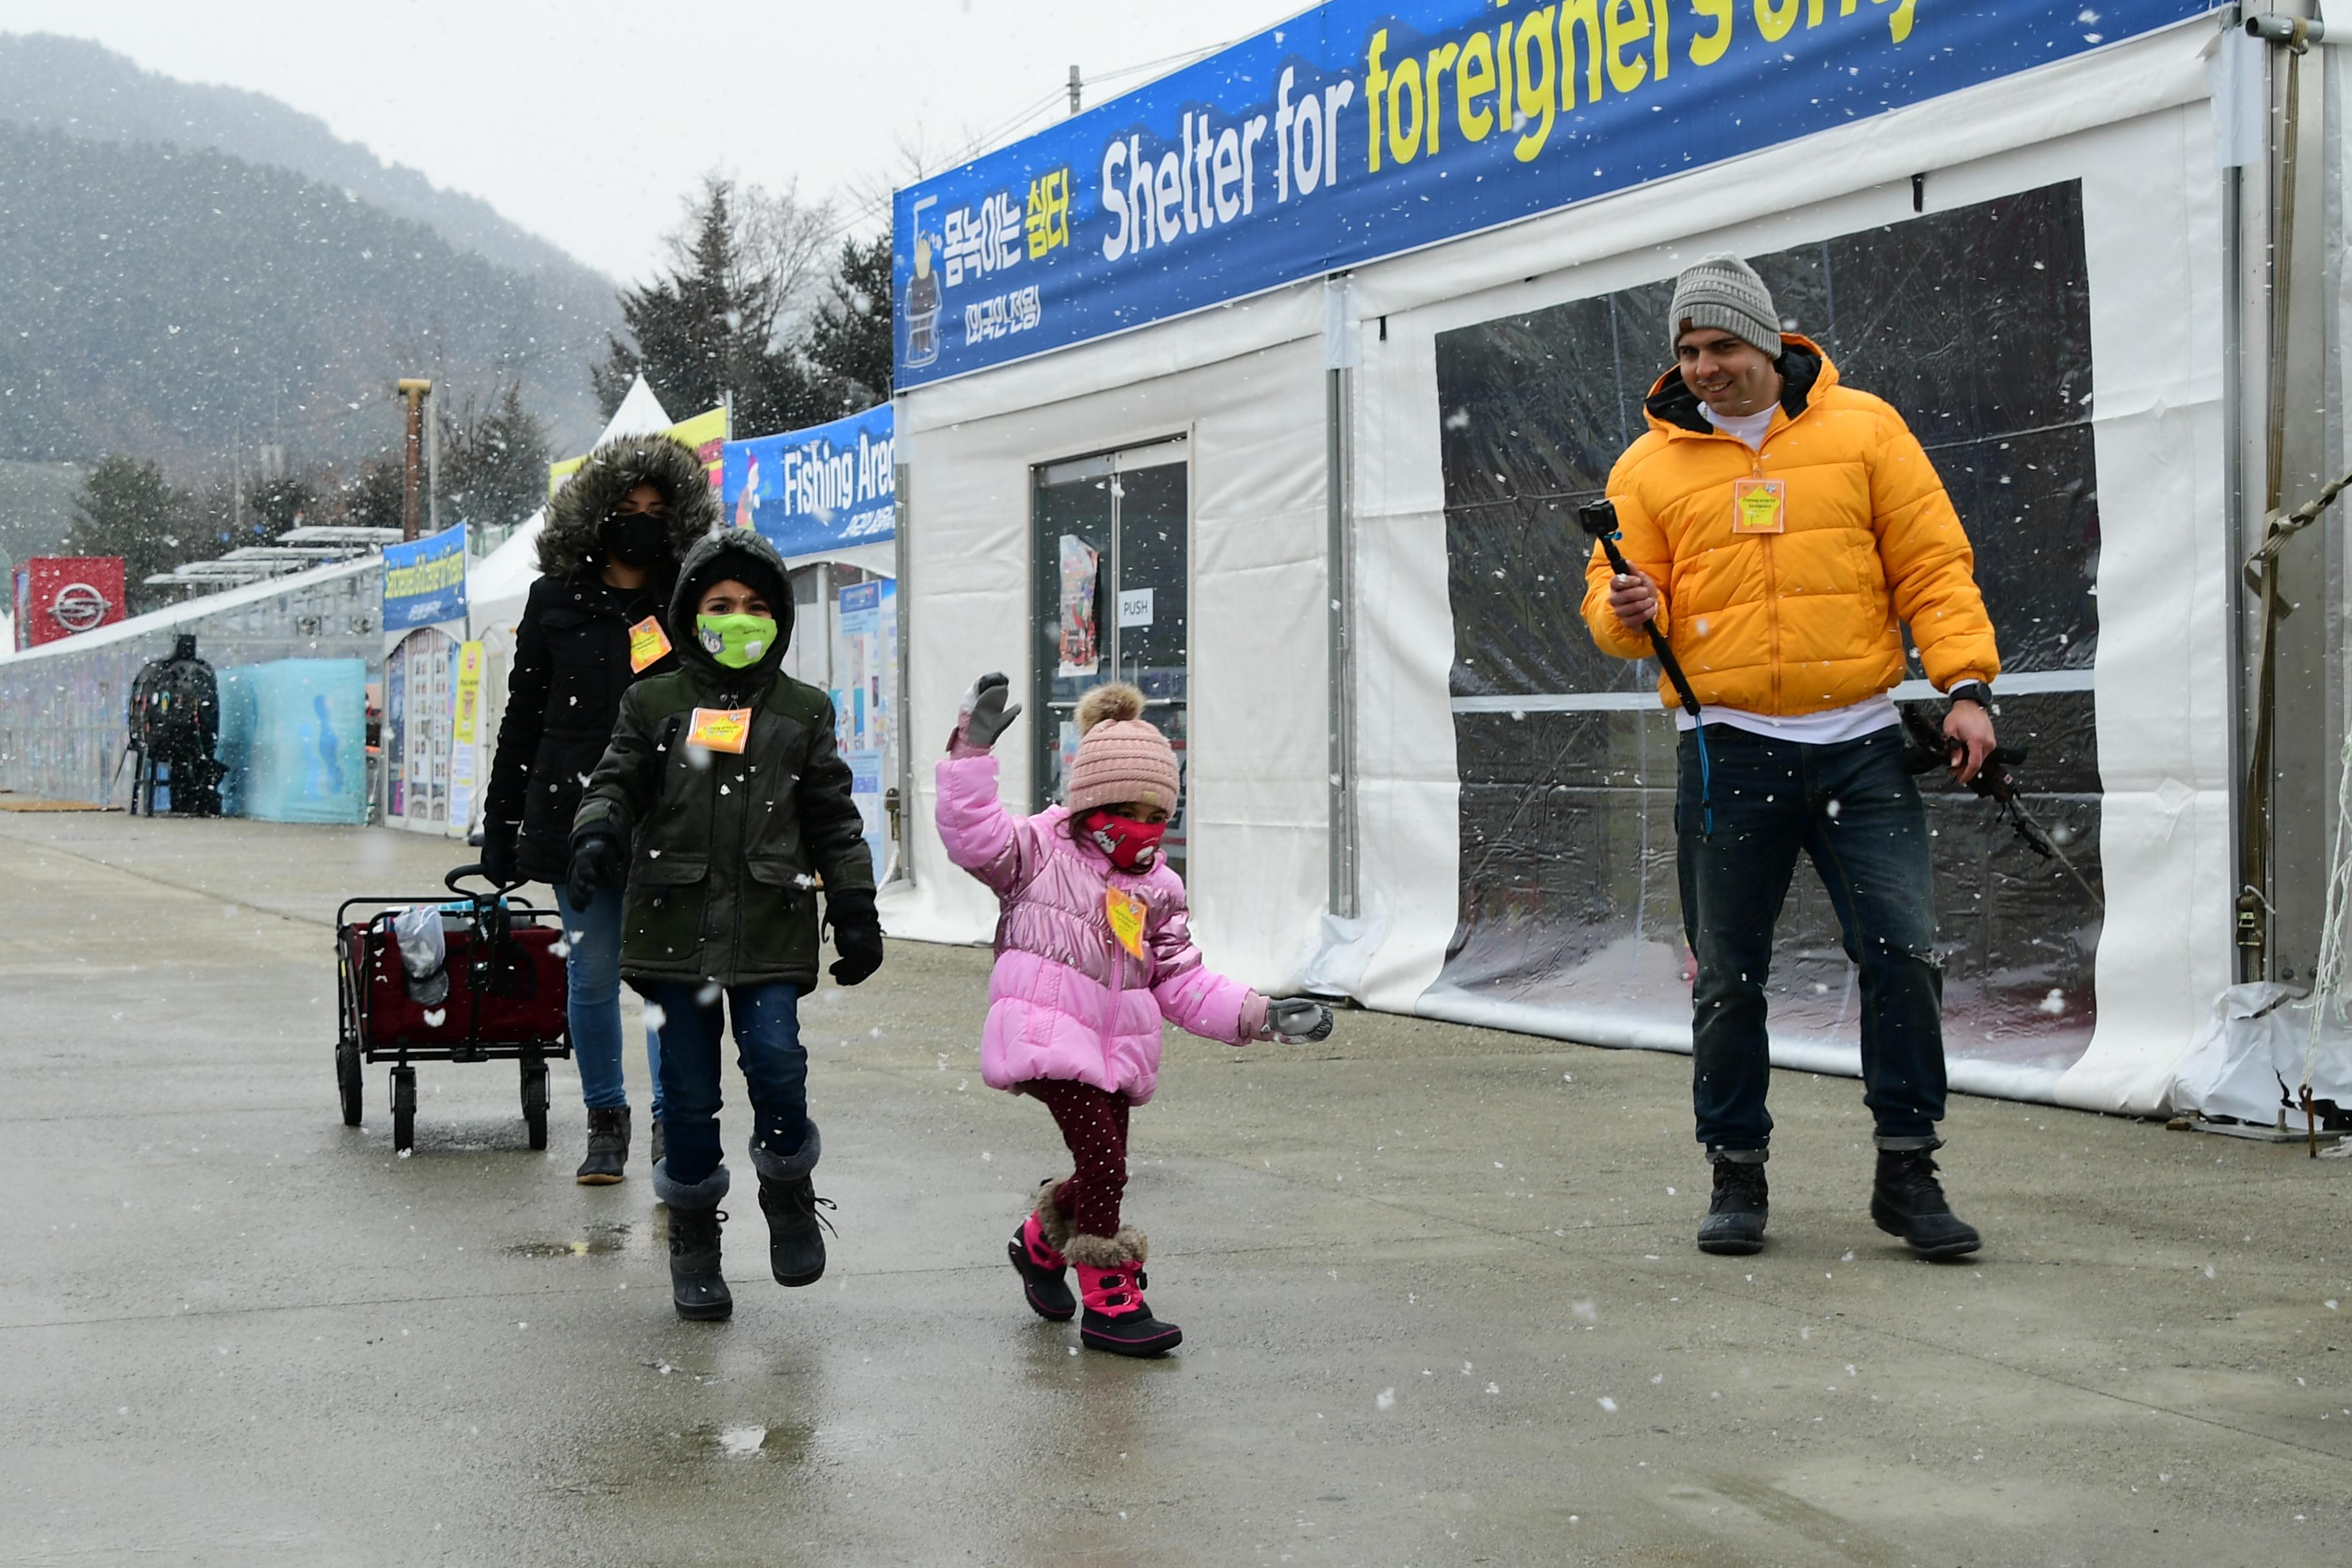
[1431,182,2104,1074]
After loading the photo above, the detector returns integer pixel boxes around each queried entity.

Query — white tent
[879,5,2333,1119]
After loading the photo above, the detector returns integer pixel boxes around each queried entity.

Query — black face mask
[598,511,667,569]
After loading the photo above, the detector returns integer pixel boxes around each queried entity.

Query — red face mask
[1079,808,1166,872]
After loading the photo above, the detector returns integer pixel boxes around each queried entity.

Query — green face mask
[696,613,777,669]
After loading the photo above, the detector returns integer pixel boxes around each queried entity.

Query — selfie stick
[1578,498,1712,834]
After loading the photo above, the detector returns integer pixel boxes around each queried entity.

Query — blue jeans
[553,887,662,1119]
[1677,725,1946,1153]
[642,981,808,1188]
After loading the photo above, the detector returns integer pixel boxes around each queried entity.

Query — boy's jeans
[642,981,809,1188]
[1676,725,1946,1154]
[553,887,663,1119]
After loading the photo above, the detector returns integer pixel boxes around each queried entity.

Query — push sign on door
[1117,587,1155,628]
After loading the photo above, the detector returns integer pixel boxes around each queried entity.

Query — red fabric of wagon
[353,918,568,1050]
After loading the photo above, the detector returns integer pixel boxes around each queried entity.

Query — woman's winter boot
[1072,1229,1181,1357]
[1008,1177,1077,1320]
[653,1159,732,1320]
[575,1106,631,1185]
[752,1125,832,1288]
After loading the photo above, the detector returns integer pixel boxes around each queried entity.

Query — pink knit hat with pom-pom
[1065,683,1180,815]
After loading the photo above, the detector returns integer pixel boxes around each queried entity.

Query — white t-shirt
[1672,400,1903,745]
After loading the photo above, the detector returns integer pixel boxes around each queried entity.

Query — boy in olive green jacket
[569,528,883,1320]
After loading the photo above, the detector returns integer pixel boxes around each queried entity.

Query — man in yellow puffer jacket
[1580,253,1998,1263]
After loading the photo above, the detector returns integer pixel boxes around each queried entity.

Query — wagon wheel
[521,1057,551,1152]
[335,952,363,1126]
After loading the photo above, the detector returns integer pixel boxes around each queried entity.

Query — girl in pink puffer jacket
[936,675,1331,1357]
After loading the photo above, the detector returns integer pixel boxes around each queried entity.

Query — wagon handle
[446,862,521,896]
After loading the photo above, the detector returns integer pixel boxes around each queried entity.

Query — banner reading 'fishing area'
[722,404,896,560]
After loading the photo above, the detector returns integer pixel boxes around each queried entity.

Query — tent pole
[2237,14,2316,981]
[1324,280,1359,922]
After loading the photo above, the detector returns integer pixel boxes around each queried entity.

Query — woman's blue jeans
[1677,725,1946,1153]
[642,981,809,1189]
[553,887,662,1119]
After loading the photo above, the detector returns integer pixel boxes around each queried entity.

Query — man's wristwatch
[1946,680,1993,712]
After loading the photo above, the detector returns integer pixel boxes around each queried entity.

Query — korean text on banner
[382,522,469,631]
[549,406,729,497]
[890,0,2210,386]
[722,404,896,557]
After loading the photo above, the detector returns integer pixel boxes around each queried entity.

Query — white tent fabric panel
[2054,104,2235,1115]
[884,339,1332,992]
[1344,97,2228,1113]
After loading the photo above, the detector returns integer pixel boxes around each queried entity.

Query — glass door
[1031,437,1190,872]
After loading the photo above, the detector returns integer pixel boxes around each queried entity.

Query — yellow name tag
[1732,477,1787,534]
[627,616,672,673]
[1104,888,1148,960]
[685,707,752,754]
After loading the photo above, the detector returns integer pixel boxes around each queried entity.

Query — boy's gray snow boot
[752,1124,834,1288]
[654,1160,732,1320]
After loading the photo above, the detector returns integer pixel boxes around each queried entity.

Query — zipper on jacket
[1752,447,1784,713]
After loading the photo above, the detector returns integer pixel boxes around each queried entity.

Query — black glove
[565,831,625,912]
[825,886,885,986]
[948,672,1023,753]
[480,819,520,888]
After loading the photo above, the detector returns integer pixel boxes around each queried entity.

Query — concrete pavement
[1,810,2347,1566]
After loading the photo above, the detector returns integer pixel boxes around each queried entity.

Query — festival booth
[883,1,2337,1120]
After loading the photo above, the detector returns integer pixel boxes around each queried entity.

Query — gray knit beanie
[1669,255,1783,359]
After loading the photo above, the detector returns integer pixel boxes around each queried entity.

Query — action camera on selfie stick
[1578,497,1713,834]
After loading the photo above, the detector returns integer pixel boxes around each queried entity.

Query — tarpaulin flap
[216,660,368,825]
[1435,182,2107,1075]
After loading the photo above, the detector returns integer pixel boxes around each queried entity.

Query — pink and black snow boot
[1008,1178,1077,1321]
[1072,1228,1181,1357]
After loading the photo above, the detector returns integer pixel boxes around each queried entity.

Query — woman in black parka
[481,434,716,1184]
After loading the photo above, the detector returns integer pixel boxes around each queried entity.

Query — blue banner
[721,404,896,559]
[894,0,2211,386]
[382,522,467,631]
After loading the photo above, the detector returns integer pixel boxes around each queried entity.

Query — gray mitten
[1266,998,1335,1043]
[948,672,1023,754]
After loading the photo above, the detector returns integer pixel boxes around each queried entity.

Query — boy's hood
[668,527,796,683]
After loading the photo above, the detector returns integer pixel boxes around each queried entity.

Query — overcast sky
[1,0,1299,281]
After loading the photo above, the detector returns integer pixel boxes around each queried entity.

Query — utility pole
[397,378,431,541]
[1068,64,1083,116]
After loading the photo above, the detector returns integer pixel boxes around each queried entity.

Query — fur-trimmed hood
[536,433,721,580]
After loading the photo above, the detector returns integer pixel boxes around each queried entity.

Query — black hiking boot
[1871,1142,1981,1259]
[1697,1155,1769,1255]
[666,1205,732,1320]
[575,1106,629,1185]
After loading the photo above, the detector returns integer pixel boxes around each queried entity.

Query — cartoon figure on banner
[905,215,942,369]
[1056,534,1099,677]
[734,452,760,529]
